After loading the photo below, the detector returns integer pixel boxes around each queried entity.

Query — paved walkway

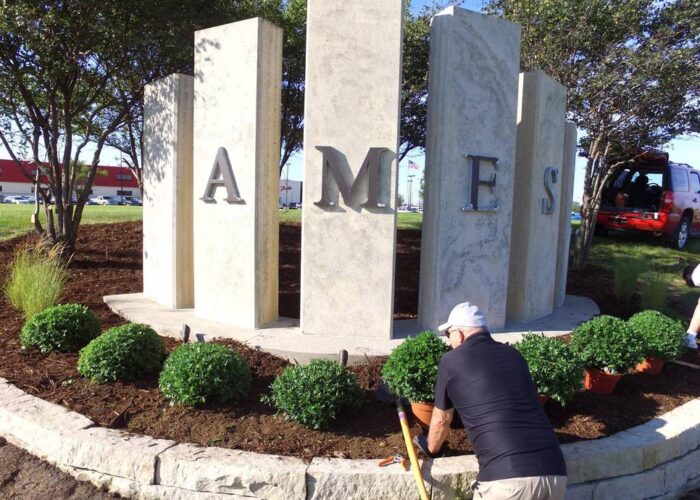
[0,438,116,499]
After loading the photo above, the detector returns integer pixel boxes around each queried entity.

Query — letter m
[314,146,388,208]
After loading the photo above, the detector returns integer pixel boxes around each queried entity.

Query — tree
[486,0,700,268]
[0,1,243,252]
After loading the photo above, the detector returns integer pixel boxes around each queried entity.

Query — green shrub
[78,323,167,383]
[4,243,68,319]
[381,331,450,402]
[639,272,670,311]
[627,310,686,361]
[569,315,644,374]
[515,334,584,405]
[20,303,100,353]
[159,343,251,406]
[613,260,644,302]
[263,359,363,429]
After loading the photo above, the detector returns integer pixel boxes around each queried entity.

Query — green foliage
[627,310,686,361]
[613,260,645,302]
[78,324,166,383]
[4,243,68,319]
[381,331,450,402]
[159,343,251,406]
[263,359,364,429]
[515,335,584,405]
[639,272,670,311]
[569,315,644,374]
[20,303,100,353]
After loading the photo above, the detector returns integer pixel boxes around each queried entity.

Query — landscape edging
[0,377,699,499]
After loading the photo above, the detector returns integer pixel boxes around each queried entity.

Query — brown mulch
[0,222,699,461]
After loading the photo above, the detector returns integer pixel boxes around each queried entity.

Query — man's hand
[413,434,439,458]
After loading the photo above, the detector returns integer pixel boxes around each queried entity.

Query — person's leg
[542,475,567,500]
[687,298,700,349]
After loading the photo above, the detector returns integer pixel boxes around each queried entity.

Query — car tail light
[662,191,674,212]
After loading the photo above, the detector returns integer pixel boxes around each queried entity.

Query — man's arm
[427,406,454,454]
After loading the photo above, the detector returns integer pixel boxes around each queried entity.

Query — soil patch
[0,222,699,460]
[0,437,118,499]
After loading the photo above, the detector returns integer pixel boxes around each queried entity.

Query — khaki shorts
[471,475,567,500]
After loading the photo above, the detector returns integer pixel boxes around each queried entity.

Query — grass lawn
[0,205,143,241]
[278,209,423,230]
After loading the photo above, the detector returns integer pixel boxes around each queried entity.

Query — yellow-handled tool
[396,402,429,500]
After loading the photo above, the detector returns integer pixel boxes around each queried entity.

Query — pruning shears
[378,454,409,470]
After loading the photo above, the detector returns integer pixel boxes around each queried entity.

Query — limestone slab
[306,457,429,500]
[143,73,194,309]
[429,455,479,500]
[193,18,282,329]
[300,0,403,339]
[157,443,307,499]
[661,448,700,495]
[554,121,577,308]
[562,435,644,485]
[591,467,665,500]
[52,427,175,485]
[507,71,567,324]
[418,7,521,331]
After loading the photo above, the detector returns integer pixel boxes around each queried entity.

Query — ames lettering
[541,166,558,215]
[462,155,499,212]
[201,147,244,203]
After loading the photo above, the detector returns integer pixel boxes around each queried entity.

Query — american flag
[408,160,420,170]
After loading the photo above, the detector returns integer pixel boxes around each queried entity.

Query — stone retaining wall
[1,377,698,499]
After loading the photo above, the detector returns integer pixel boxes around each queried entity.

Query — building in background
[279,179,302,207]
[0,159,140,199]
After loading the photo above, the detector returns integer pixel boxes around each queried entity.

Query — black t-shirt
[434,332,567,481]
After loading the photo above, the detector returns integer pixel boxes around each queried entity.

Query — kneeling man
[416,302,567,500]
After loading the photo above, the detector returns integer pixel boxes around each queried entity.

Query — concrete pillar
[193,18,282,328]
[506,71,567,324]
[143,74,194,310]
[300,1,404,339]
[554,121,578,308]
[418,7,521,332]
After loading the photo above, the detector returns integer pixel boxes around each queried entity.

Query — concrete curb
[0,377,698,499]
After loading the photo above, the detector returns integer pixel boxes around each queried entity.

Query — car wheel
[675,215,691,250]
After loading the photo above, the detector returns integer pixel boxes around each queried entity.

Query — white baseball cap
[438,302,488,332]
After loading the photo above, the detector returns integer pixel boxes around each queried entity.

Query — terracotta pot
[635,357,665,375]
[410,401,434,428]
[538,394,550,406]
[584,368,623,394]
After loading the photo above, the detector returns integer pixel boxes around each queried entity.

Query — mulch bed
[0,222,699,460]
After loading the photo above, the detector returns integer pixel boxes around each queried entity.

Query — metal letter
[541,166,559,215]
[314,146,388,208]
[462,155,499,212]
[200,147,244,203]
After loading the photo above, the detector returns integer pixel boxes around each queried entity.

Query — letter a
[201,147,244,203]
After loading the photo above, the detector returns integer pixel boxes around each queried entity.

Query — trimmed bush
[569,315,644,374]
[381,331,450,402]
[515,334,584,405]
[159,343,251,406]
[78,323,167,383]
[263,359,363,429]
[627,310,686,361]
[20,303,100,353]
[4,242,68,319]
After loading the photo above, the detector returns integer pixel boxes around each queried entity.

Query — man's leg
[688,298,700,349]
[472,476,566,500]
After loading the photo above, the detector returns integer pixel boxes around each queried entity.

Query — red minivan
[596,151,700,250]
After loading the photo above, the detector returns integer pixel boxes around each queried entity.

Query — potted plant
[569,315,644,394]
[627,310,686,374]
[381,331,450,427]
[515,334,585,406]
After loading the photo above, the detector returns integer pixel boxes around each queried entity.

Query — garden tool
[396,401,429,500]
[378,454,409,471]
